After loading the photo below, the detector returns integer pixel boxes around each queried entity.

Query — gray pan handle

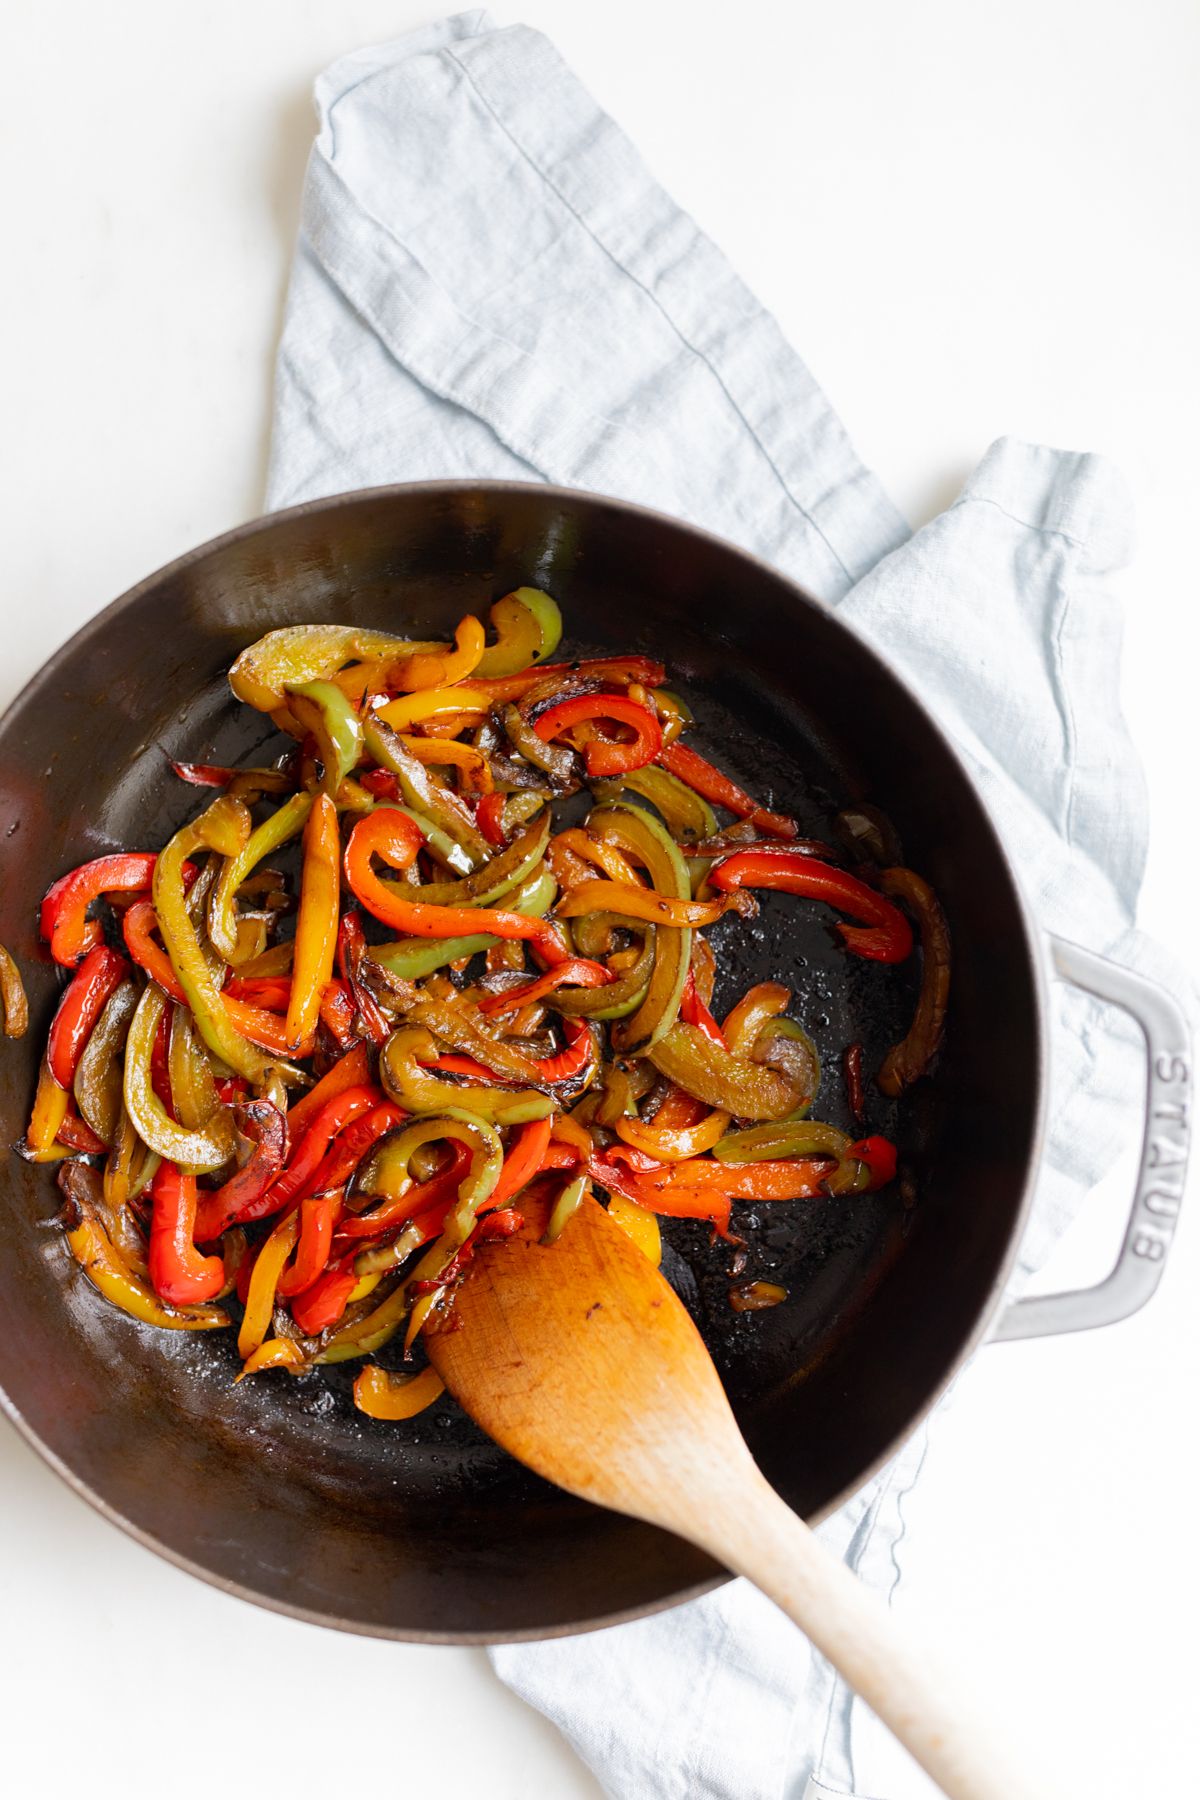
[992,936,1192,1342]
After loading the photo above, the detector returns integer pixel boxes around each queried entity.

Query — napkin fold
[266,14,1190,1796]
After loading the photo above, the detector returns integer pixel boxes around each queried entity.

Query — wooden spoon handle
[692,1472,1052,1800]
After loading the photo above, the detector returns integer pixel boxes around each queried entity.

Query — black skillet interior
[0,484,1042,1640]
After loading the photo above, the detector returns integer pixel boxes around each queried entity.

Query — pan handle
[992,936,1191,1342]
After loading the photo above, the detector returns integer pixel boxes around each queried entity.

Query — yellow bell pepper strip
[234,939,295,979]
[192,1099,289,1239]
[649,687,692,747]
[57,1162,229,1330]
[122,984,236,1172]
[237,1208,300,1361]
[657,742,798,840]
[0,944,28,1036]
[228,623,444,718]
[74,979,138,1146]
[353,1363,445,1419]
[533,694,663,778]
[40,852,159,967]
[152,794,278,1082]
[237,1336,309,1379]
[286,794,341,1051]
[543,1169,589,1243]
[587,803,692,1055]
[148,1162,226,1304]
[209,791,312,962]
[24,1056,69,1154]
[381,1026,555,1126]
[46,944,129,1089]
[473,587,563,679]
[361,714,489,866]
[604,1191,662,1264]
[375,685,490,733]
[555,878,734,929]
[710,852,914,964]
[470,653,666,707]
[287,680,363,795]
[615,1099,730,1161]
[647,1021,809,1121]
[369,867,557,983]
[551,827,642,886]
[389,613,487,692]
[876,866,951,1094]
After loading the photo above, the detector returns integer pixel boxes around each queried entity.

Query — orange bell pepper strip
[487,1117,554,1208]
[237,1337,309,1379]
[46,944,129,1087]
[25,1056,70,1153]
[148,1162,226,1305]
[238,1208,300,1360]
[657,742,797,840]
[615,1102,730,1162]
[343,810,572,964]
[388,614,487,692]
[710,852,913,964]
[354,1363,445,1420]
[555,879,731,929]
[285,1042,371,1136]
[286,793,341,1050]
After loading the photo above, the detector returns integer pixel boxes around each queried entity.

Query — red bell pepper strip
[224,975,292,1009]
[657,743,797,840]
[336,910,392,1045]
[302,1101,407,1199]
[290,1257,359,1335]
[488,1117,554,1208]
[358,767,400,800]
[469,654,666,706]
[55,1110,110,1155]
[256,1085,383,1221]
[122,902,305,1055]
[710,853,913,964]
[533,695,663,778]
[847,1135,897,1190]
[408,1208,525,1296]
[148,1162,226,1305]
[286,1042,372,1136]
[587,1152,734,1236]
[336,1139,474,1240]
[475,792,507,847]
[277,1192,343,1297]
[192,1100,288,1241]
[476,958,612,1018]
[170,762,238,787]
[344,811,571,964]
[679,969,727,1049]
[318,978,357,1048]
[41,853,159,966]
[46,944,129,1088]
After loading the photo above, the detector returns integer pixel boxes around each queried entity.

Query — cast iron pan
[0,483,1042,1640]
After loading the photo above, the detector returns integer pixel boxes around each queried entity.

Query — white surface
[1,3,1196,1796]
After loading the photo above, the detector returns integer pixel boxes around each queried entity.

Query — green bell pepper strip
[647,1021,808,1121]
[543,1169,589,1244]
[753,1017,820,1118]
[287,679,363,795]
[74,979,138,1146]
[611,765,717,843]
[167,1003,221,1131]
[315,1273,410,1363]
[712,1120,851,1163]
[587,802,692,1055]
[362,714,490,868]
[399,809,551,908]
[552,917,655,1021]
[472,587,563,679]
[228,623,443,717]
[152,794,273,1083]
[209,791,312,962]
[368,867,555,982]
[381,1027,555,1126]
[123,985,236,1172]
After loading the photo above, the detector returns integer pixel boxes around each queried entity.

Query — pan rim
[0,478,1049,1642]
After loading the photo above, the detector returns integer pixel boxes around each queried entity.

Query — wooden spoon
[428,1192,1049,1800]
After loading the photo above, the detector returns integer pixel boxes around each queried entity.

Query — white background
[2,3,1197,1795]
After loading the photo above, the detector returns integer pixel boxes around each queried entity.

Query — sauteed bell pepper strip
[586,803,693,1055]
[680,969,726,1047]
[58,1166,229,1331]
[647,1021,808,1121]
[24,1058,70,1154]
[284,1042,372,1136]
[605,1190,662,1263]
[876,867,951,1094]
[615,1097,730,1161]
[40,852,159,967]
[122,902,305,1058]
[390,614,487,692]
[74,980,138,1145]
[616,764,717,842]
[286,794,341,1051]
[473,587,563,680]
[0,946,28,1037]
[476,959,612,1018]
[192,1100,288,1240]
[402,811,553,909]
[238,1337,309,1379]
[379,736,493,793]
[122,987,237,1172]
[288,680,364,794]
[46,944,129,1088]
[556,879,731,929]
[225,1086,383,1234]
[344,810,572,965]
[469,654,666,707]
[375,685,490,733]
[533,694,663,778]
[290,1260,361,1336]
[237,1209,301,1361]
[475,792,506,845]
[338,1139,474,1240]
[368,868,558,983]
[710,852,913,964]
[382,1027,555,1126]
[276,1193,343,1297]
[335,912,392,1044]
[228,623,444,717]
[209,791,312,962]
[361,716,489,866]
[588,1153,734,1237]
[657,743,797,840]
[148,1162,225,1304]
[354,1363,445,1420]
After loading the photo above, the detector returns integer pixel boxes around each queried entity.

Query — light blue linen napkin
[266,15,1188,1796]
